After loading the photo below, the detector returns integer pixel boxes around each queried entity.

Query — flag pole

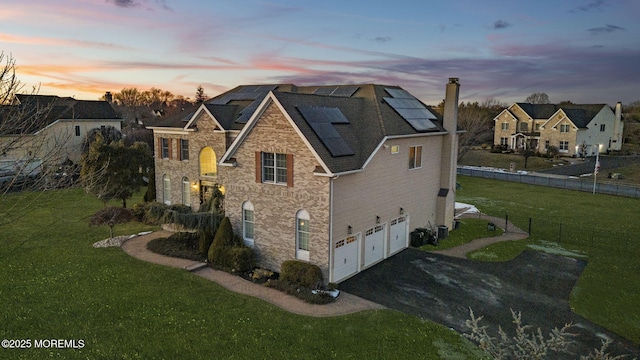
[592,148,600,195]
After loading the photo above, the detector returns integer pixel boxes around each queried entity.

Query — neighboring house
[0,94,122,168]
[494,102,624,157]
[148,79,460,283]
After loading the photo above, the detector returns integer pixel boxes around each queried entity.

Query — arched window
[182,177,190,206]
[296,210,310,261]
[200,147,216,177]
[163,174,171,205]
[242,201,255,247]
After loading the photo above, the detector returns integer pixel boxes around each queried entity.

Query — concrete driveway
[339,248,639,358]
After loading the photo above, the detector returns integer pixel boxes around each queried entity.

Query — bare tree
[525,92,551,104]
[0,52,72,228]
[457,98,506,161]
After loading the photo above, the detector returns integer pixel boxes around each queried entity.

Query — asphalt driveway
[340,248,639,358]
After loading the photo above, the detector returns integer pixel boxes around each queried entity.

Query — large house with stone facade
[493,102,624,157]
[148,79,460,283]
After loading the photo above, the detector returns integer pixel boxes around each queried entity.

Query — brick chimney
[104,91,113,104]
[436,78,460,230]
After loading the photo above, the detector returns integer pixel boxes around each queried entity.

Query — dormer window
[560,124,570,133]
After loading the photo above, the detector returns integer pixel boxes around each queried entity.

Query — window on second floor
[75,125,80,137]
[600,124,606,132]
[255,152,293,186]
[560,124,570,133]
[161,138,170,158]
[501,122,509,131]
[409,146,422,169]
[535,123,541,131]
[180,139,189,160]
[519,122,528,132]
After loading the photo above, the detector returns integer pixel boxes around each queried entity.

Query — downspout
[328,175,336,283]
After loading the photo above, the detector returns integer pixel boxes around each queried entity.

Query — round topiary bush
[280,260,323,288]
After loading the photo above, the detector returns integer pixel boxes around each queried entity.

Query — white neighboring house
[0,94,122,176]
[494,102,623,156]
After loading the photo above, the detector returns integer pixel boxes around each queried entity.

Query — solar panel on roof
[331,86,359,97]
[313,87,336,95]
[383,87,438,132]
[297,106,354,157]
[313,86,359,97]
[385,88,413,99]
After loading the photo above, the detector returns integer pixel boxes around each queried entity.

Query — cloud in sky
[492,20,512,30]
[107,0,172,11]
[569,0,608,13]
[587,24,626,35]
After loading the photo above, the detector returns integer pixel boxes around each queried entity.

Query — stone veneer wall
[154,110,228,208]
[223,101,331,279]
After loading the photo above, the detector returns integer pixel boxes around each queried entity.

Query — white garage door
[333,235,359,282]
[364,225,385,268]
[389,215,408,255]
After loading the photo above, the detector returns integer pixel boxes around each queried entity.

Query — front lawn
[0,189,483,359]
[456,175,640,344]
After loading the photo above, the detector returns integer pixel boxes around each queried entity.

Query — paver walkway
[121,231,385,317]
[431,213,529,258]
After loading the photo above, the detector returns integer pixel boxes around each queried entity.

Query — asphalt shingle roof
[514,102,607,128]
[1,95,120,135]
[150,84,446,173]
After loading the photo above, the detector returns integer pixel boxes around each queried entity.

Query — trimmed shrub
[228,247,254,273]
[280,260,323,288]
[89,206,133,226]
[208,217,248,268]
[147,232,205,262]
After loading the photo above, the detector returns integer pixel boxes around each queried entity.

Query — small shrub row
[280,260,323,288]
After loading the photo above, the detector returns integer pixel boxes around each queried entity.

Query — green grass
[456,176,640,344]
[459,149,569,171]
[0,189,483,359]
[420,218,504,251]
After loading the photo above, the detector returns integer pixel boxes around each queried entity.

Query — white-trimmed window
[242,201,255,247]
[409,146,422,169]
[501,122,509,131]
[296,210,310,261]
[180,139,189,160]
[263,152,287,184]
[182,177,190,206]
[519,122,528,132]
[559,141,569,152]
[545,140,550,149]
[161,138,170,158]
[560,124,570,133]
[163,174,171,205]
[500,137,509,146]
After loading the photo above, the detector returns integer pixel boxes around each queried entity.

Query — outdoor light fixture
[191,182,198,190]
[400,207,404,215]
[347,225,352,234]
[376,216,380,224]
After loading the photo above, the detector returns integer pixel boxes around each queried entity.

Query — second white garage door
[364,224,385,268]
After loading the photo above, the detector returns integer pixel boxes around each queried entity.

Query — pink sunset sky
[2,0,639,105]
